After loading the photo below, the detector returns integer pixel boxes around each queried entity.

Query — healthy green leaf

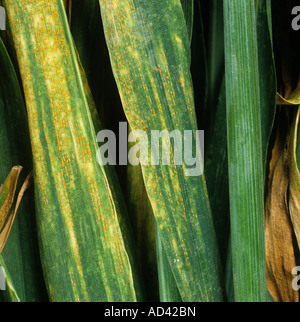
[224,0,269,302]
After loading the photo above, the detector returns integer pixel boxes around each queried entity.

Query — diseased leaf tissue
[0,0,299,303]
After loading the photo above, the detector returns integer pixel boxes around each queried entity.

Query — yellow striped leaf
[100,0,224,302]
[4,0,140,302]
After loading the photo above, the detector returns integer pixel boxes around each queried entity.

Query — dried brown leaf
[265,125,299,302]
[0,166,22,230]
[0,171,33,253]
[289,108,300,248]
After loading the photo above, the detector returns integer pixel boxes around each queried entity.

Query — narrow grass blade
[70,0,103,113]
[180,0,193,45]
[0,256,20,302]
[63,0,72,24]
[100,0,224,302]
[0,36,47,302]
[204,0,225,129]
[156,225,181,302]
[191,0,207,129]
[256,0,277,169]
[71,1,145,301]
[204,80,229,266]
[199,2,229,266]
[71,0,129,196]
[80,56,146,301]
[4,0,141,302]
[127,156,158,301]
[225,237,234,302]
[71,0,127,134]
[224,0,268,301]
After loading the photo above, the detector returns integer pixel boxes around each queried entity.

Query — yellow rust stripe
[4,0,137,302]
[100,0,224,302]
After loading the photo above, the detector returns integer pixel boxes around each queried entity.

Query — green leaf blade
[100,0,224,302]
[4,0,140,302]
[224,0,269,302]
[0,36,47,302]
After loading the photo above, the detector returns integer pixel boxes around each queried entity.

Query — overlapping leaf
[100,0,224,302]
[0,167,33,254]
[267,69,300,302]
[265,117,298,302]
[224,0,276,302]
[4,0,142,302]
[0,36,46,302]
